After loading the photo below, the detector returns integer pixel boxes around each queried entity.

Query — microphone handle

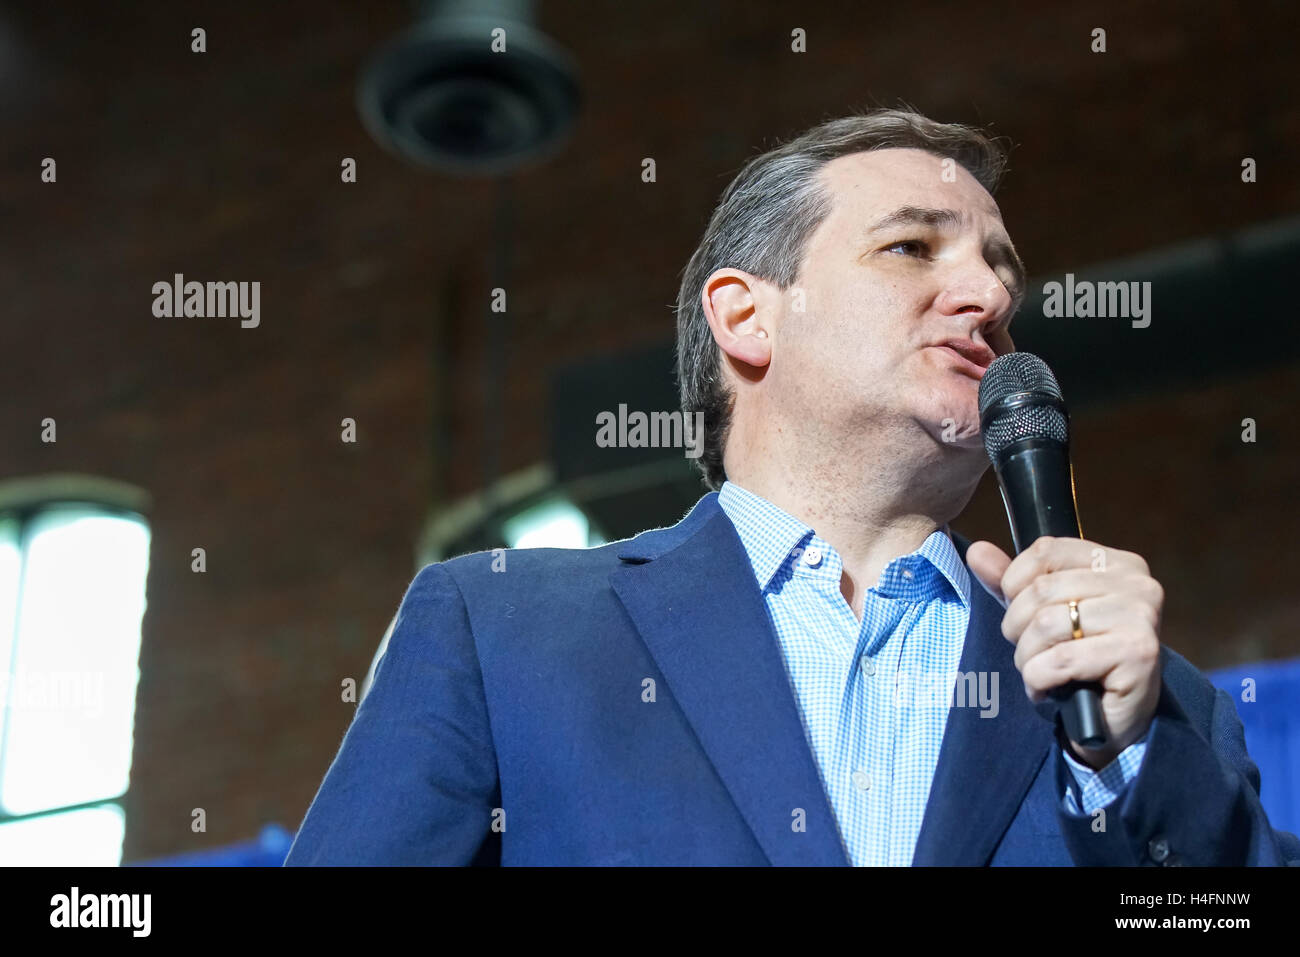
[995,439,1108,749]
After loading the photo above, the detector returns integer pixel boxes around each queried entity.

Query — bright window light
[0,504,150,865]
[0,519,20,710]
[502,498,593,549]
[0,803,125,866]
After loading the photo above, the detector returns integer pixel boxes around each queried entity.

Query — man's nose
[934,259,1014,330]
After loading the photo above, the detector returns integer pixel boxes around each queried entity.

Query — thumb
[965,540,1013,604]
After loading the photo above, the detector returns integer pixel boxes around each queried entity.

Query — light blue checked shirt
[717,480,1148,866]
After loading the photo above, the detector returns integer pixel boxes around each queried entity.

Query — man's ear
[701,269,773,370]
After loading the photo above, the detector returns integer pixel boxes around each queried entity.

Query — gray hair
[674,109,1011,491]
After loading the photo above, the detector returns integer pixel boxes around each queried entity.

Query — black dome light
[357,0,581,176]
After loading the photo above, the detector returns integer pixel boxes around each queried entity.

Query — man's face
[773,147,1023,453]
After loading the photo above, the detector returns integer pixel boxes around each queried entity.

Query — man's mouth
[929,339,995,380]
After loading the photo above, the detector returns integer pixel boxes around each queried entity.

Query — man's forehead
[820,148,1004,223]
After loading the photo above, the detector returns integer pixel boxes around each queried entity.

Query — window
[502,495,605,549]
[0,497,150,865]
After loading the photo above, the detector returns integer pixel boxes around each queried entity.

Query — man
[286,109,1299,865]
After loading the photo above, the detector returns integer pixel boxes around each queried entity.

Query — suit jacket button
[1147,837,1170,863]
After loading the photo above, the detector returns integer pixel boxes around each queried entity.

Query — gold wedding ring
[1067,599,1084,640]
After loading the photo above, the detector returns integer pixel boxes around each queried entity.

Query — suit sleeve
[284,562,500,865]
[1054,651,1300,866]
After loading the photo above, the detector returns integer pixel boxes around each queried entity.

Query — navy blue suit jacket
[286,492,1300,865]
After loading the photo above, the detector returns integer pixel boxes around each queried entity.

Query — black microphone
[977,352,1107,749]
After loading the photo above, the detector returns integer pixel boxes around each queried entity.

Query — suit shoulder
[430,492,718,596]
[437,539,628,588]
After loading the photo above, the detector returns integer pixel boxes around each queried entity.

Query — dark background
[0,0,1296,861]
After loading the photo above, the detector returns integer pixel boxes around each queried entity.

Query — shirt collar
[717,480,815,591]
[717,480,971,608]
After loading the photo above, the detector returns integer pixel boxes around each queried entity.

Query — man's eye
[884,240,929,257]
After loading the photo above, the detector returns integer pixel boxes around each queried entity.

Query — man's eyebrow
[865,204,1028,301]
[864,205,964,234]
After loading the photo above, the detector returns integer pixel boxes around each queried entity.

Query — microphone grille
[978,351,1062,408]
[978,352,1069,459]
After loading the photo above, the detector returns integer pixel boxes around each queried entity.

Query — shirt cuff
[1060,730,1150,816]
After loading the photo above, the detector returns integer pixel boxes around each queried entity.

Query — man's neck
[725,433,981,621]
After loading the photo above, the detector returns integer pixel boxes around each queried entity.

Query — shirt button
[852,770,872,792]
[859,655,875,676]
[901,568,914,580]
[801,546,822,567]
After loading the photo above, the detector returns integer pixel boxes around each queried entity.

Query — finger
[1001,537,1148,601]
[1020,630,1154,703]
[1001,567,1155,642]
[1011,593,1144,674]
[965,540,1012,604]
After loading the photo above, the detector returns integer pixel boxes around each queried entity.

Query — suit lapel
[610,497,1053,866]
[910,567,1055,865]
[609,494,850,866]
